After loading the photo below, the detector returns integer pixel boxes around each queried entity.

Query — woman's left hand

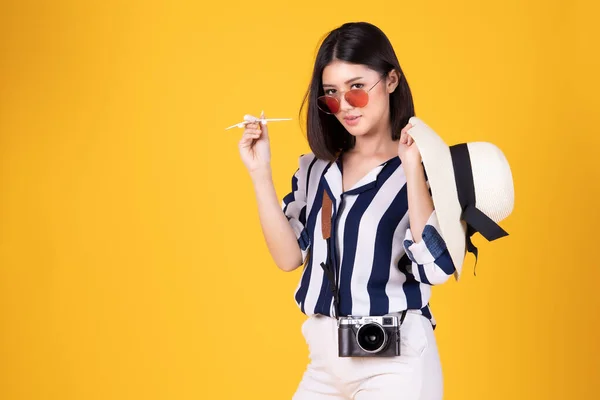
[397,123,422,166]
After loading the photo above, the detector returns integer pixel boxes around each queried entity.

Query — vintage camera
[337,315,400,357]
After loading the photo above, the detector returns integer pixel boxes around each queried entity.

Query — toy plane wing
[225,118,292,130]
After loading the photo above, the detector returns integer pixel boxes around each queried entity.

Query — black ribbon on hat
[449,144,509,275]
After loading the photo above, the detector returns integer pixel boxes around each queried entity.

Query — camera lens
[357,323,387,353]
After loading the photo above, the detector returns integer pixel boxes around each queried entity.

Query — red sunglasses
[317,77,384,114]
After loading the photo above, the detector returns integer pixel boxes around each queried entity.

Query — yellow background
[1,0,598,399]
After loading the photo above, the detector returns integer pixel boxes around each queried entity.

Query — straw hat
[407,117,515,280]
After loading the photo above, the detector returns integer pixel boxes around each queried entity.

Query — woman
[238,22,455,400]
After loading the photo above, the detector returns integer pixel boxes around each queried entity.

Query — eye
[324,89,337,95]
[351,83,364,89]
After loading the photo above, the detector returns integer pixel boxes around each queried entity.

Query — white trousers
[292,312,443,400]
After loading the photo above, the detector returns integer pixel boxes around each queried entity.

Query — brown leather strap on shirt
[319,188,339,318]
[321,190,332,240]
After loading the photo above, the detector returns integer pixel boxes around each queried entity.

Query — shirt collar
[323,151,400,201]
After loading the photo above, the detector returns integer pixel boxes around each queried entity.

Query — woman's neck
[351,123,396,159]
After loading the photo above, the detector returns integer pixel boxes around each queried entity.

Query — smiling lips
[344,115,361,126]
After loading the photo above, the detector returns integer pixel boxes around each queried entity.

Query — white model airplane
[224,112,292,130]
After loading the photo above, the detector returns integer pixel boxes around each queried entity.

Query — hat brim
[408,117,467,280]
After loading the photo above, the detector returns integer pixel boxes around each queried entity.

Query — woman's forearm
[250,166,304,272]
[404,161,434,243]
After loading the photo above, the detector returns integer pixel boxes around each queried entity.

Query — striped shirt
[281,152,457,327]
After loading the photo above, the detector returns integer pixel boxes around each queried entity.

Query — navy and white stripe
[281,152,456,328]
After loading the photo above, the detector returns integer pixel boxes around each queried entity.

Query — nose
[339,94,354,113]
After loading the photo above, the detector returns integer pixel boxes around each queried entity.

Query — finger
[240,132,257,142]
[246,122,259,130]
[243,130,261,138]
[239,136,253,147]
[400,132,408,144]
[260,110,269,137]
[244,114,258,122]
[242,128,262,136]
[243,128,261,137]
[240,133,260,146]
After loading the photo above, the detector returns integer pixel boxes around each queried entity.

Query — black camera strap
[320,189,341,319]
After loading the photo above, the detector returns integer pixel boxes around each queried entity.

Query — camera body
[337,315,400,357]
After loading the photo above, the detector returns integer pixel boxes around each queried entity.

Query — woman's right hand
[236,111,304,272]
[238,111,271,174]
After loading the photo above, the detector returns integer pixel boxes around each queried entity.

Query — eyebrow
[322,77,363,88]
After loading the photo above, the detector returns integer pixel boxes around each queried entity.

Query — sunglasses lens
[317,96,340,114]
[345,90,369,108]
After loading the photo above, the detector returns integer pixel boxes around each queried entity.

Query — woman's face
[321,60,396,138]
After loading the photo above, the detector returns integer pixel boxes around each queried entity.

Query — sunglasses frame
[317,76,385,115]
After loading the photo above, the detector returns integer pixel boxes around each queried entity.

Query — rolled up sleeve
[282,154,313,264]
[402,210,456,285]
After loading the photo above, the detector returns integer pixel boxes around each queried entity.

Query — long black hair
[299,22,415,161]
